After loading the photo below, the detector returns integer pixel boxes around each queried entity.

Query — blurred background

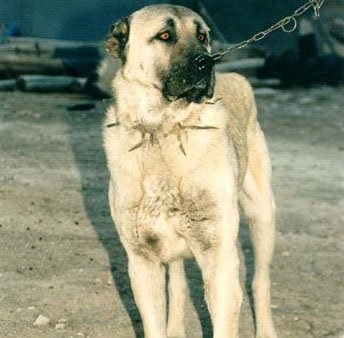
[0,0,343,91]
[0,0,342,52]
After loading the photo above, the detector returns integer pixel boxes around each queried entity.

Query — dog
[102,5,277,338]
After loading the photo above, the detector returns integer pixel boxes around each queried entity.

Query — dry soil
[0,85,343,337]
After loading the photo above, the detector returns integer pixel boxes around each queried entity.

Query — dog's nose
[195,54,214,72]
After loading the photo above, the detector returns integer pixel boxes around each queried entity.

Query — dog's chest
[131,174,218,262]
[108,122,233,261]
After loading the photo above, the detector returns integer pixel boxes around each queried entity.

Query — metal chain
[212,0,325,60]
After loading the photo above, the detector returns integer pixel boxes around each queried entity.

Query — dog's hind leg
[128,252,167,338]
[167,260,187,338]
[239,122,277,338]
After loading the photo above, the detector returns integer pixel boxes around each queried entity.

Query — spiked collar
[106,121,219,156]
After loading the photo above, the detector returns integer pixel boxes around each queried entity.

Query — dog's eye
[159,32,171,41]
[198,33,206,42]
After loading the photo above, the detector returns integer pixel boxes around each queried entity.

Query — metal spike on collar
[106,122,120,128]
[111,122,219,154]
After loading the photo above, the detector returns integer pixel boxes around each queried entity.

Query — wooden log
[5,37,101,48]
[0,79,16,91]
[0,55,65,75]
[248,77,281,88]
[215,58,265,73]
[0,38,102,59]
[0,43,54,57]
[17,75,81,93]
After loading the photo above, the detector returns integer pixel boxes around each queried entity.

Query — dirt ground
[0,84,343,338]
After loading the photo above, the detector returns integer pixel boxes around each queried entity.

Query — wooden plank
[5,37,102,48]
[0,55,65,75]
[0,79,16,91]
[17,75,81,92]
[0,43,54,57]
[248,77,281,88]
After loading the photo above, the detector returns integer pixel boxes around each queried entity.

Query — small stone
[33,314,50,326]
[28,306,35,311]
[55,323,66,330]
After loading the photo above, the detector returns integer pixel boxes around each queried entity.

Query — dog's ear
[106,17,130,61]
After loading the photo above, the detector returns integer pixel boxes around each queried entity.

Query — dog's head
[107,5,215,104]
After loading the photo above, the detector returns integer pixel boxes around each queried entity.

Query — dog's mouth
[161,52,215,104]
[165,83,211,103]
[163,73,215,104]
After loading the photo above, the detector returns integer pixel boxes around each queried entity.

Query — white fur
[103,5,277,338]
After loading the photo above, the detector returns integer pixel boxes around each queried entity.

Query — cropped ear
[106,17,130,61]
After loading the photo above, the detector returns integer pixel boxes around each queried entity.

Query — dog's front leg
[167,260,187,338]
[128,252,167,338]
[189,208,242,338]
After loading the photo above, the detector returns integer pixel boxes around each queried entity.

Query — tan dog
[103,4,277,338]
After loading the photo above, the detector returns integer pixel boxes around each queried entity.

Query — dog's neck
[113,71,203,133]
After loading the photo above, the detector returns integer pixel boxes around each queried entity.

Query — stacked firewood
[0,37,102,93]
[0,0,281,95]
[0,35,275,94]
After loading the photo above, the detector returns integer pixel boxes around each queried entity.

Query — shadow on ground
[65,101,255,337]
[66,104,143,337]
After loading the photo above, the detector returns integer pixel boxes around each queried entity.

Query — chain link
[212,0,325,60]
